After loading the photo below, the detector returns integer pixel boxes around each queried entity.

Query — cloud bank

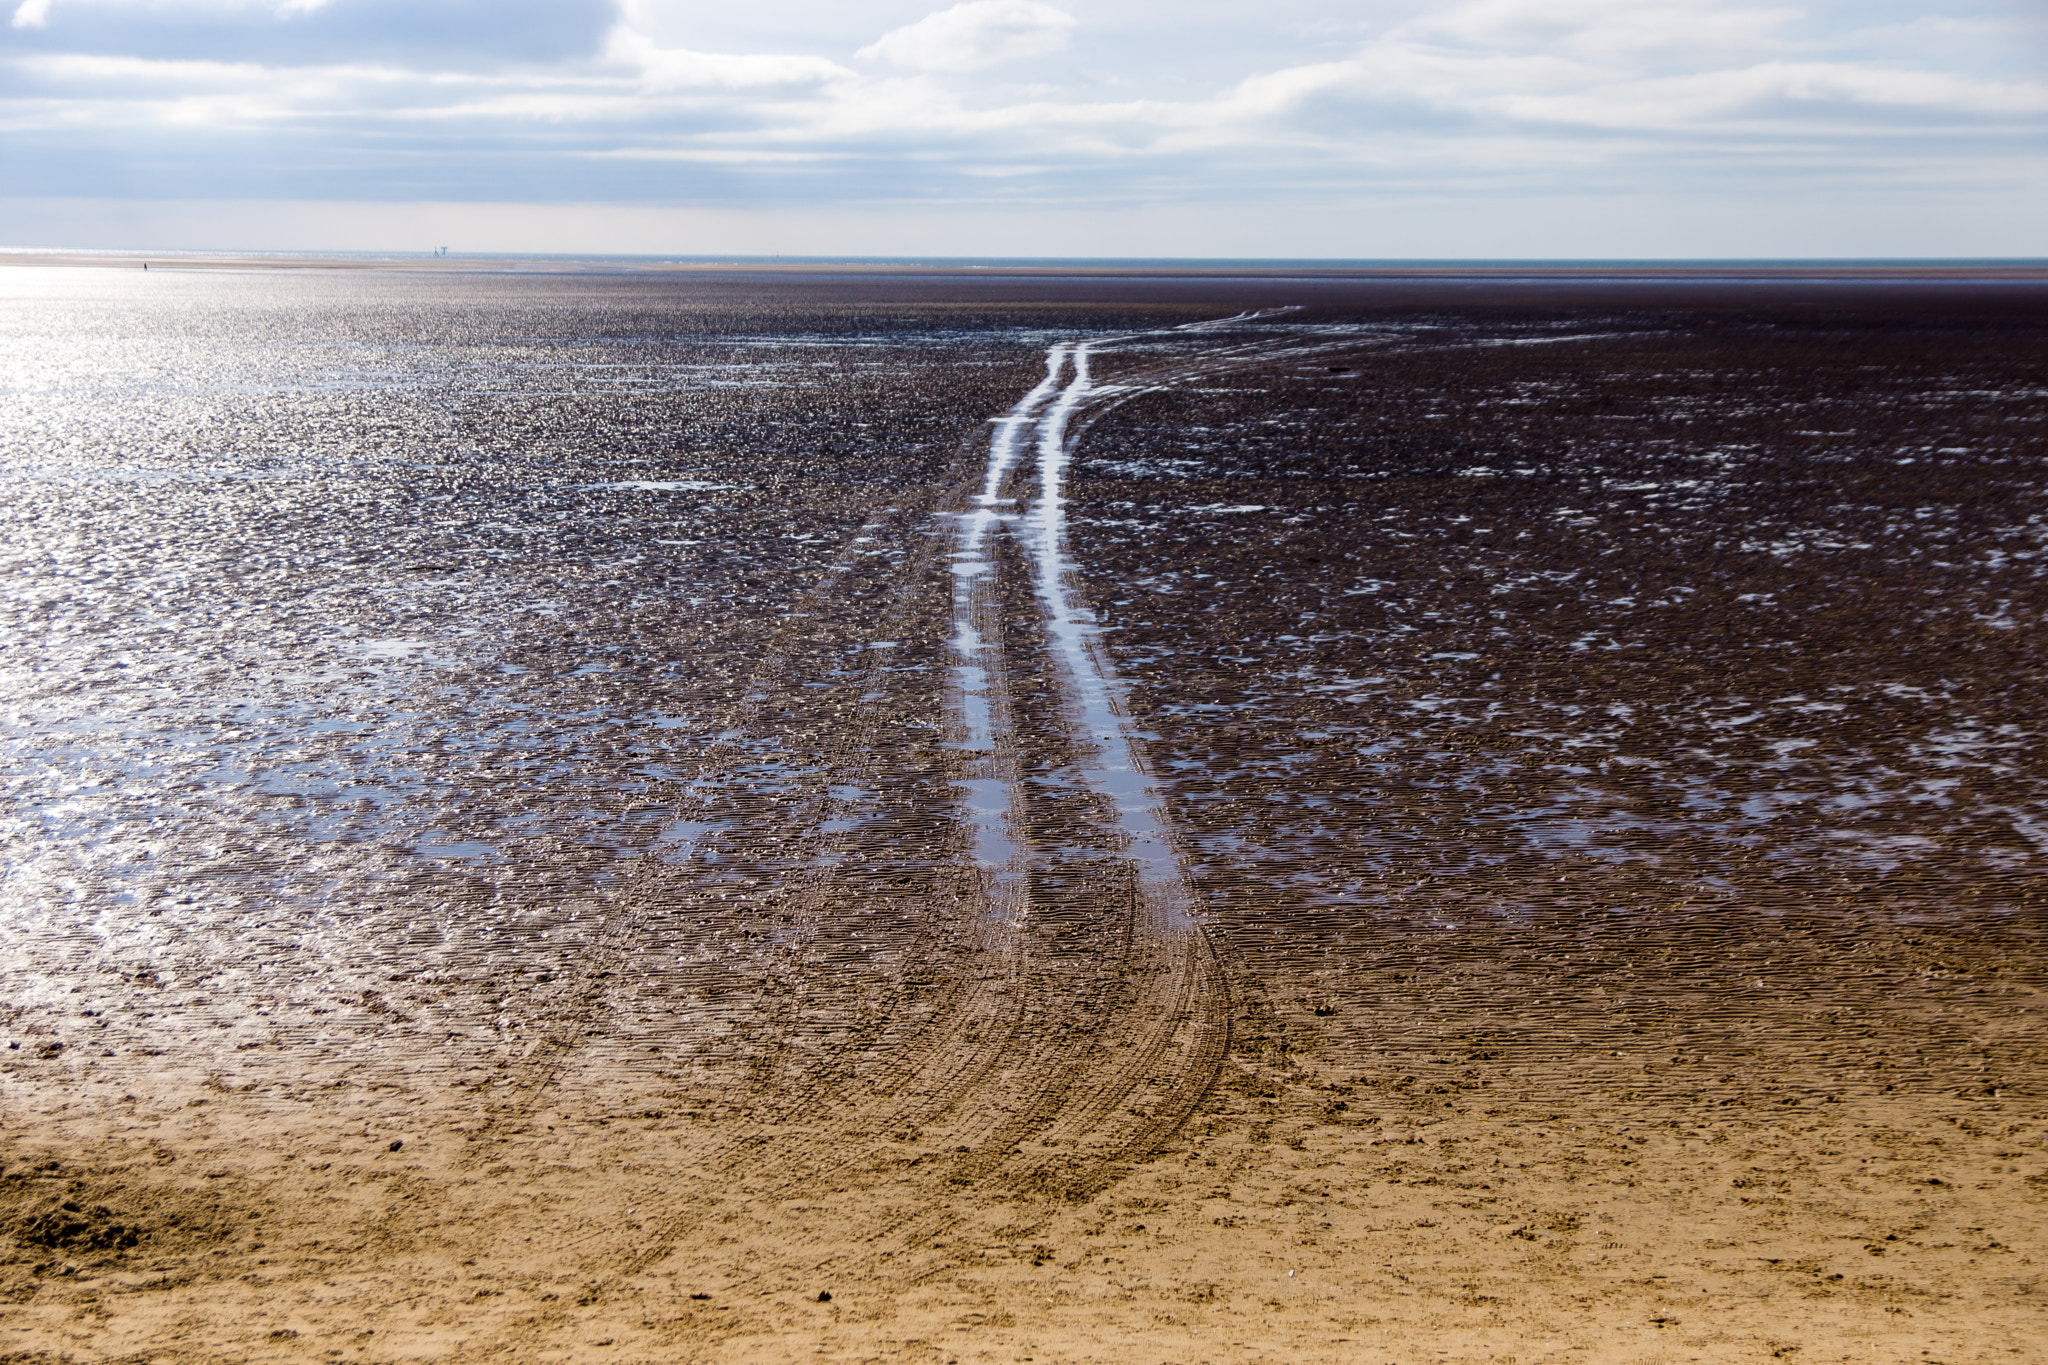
[1,0,2042,253]
[858,1,1075,72]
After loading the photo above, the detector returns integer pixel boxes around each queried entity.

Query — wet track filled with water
[1,264,2044,1364]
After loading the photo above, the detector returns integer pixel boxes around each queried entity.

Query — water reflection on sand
[0,266,2043,1362]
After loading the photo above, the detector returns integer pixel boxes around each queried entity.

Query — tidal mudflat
[0,263,2043,1363]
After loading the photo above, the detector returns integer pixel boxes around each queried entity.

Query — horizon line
[4,248,2048,281]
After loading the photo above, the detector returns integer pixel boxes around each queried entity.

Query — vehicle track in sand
[466,320,1367,1353]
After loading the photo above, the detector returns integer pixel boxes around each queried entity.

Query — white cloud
[1495,61,2048,130]
[1204,0,2048,140]
[13,0,337,22]
[0,0,2041,255]
[607,28,854,92]
[1409,0,1798,66]
[857,1,1075,73]
[8,2,2041,153]
[11,180,2046,257]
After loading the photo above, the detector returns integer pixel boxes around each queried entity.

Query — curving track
[447,322,1411,1354]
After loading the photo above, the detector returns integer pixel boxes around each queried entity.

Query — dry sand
[4,993,2040,1364]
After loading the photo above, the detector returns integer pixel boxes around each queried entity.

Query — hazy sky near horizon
[2,0,2044,255]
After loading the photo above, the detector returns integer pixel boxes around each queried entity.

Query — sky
[1,0,2043,256]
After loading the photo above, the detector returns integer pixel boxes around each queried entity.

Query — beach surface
[0,263,2043,1364]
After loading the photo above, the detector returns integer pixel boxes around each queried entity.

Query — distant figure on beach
[142,262,148,270]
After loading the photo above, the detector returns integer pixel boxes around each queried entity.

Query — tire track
[469,322,1313,1356]
[488,321,1346,1157]
[630,330,1286,1295]
[617,332,1276,1307]
[624,328,1289,1271]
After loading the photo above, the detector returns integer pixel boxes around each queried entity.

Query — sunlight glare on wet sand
[0,262,2043,1363]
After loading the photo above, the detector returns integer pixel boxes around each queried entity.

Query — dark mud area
[1071,302,2048,1106]
[0,267,2043,1363]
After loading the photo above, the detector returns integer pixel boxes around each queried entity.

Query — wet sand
[0,266,2043,1363]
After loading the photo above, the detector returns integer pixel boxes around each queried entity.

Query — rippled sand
[1,264,2043,1363]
